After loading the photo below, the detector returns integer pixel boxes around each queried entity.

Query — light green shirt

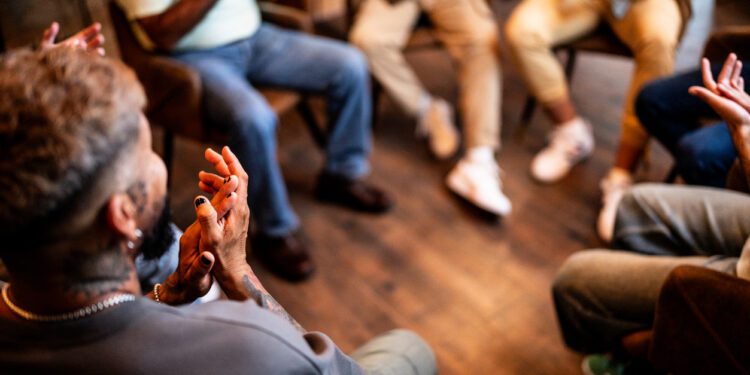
[117,0,261,52]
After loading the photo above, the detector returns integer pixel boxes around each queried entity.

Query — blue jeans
[635,66,750,187]
[173,24,372,236]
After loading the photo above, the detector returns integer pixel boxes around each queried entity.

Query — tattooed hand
[195,146,304,332]
[149,180,238,305]
[195,147,251,291]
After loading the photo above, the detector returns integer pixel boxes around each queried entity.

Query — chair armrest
[649,266,750,374]
[259,2,314,34]
[702,26,750,62]
[133,56,204,140]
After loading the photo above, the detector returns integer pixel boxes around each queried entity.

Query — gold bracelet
[153,283,162,303]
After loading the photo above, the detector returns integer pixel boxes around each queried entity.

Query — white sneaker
[597,168,633,243]
[446,158,512,216]
[417,98,459,160]
[531,118,594,183]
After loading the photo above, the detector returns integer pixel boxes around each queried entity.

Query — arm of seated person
[195,146,306,333]
[122,0,219,52]
[143,172,240,305]
[39,22,105,55]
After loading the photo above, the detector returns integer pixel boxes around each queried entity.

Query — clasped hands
[155,146,254,305]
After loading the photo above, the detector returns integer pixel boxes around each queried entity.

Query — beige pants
[350,0,502,149]
[505,0,682,150]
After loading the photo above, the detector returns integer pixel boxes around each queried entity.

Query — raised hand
[701,54,743,94]
[692,54,750,127]
[40,22,105,56]
[152,175,239,305]
[196,147,251,290]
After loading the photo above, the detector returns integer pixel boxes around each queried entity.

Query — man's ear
[106,193,138,241]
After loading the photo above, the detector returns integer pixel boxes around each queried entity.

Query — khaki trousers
[505,0,682,150]
[350,0,502,149]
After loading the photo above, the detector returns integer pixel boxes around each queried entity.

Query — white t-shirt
[117,0,261,51]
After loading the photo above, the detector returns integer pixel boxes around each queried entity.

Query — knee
[634,81,666,130]
[553,251,604,297]
[465,21,500,51]
[349,26,388,56]
[331,45,370,88]
[504,14,545,50]
[633,34,677,65]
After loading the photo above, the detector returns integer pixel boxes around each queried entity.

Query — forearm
[136,0,219,51]
[217,266,306,333]
[729,123,750,188]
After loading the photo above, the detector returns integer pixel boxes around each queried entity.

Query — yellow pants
[350,0,501,149]
[505,0,682,151]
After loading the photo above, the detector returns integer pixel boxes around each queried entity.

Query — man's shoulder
[139,299,357,373]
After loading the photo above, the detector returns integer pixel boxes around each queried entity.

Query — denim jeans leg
[173,54,300,237]
[246,24,372,179]
[636,66,750,186]
[674,123,736,187]
[636,68,716,154]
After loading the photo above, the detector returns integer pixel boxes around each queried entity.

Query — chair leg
[664,164,679,183]
[371,77,382,130]
[519,96,537,129]
[564,48,577,81]
[162,127,175,188]
[297,98,328,149]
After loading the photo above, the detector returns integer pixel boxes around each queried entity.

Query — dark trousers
[635,66,750,187]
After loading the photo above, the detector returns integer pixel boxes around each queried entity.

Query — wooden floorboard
[162,2,748,374]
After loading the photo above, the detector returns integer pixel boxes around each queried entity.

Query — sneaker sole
[446,172,511,217]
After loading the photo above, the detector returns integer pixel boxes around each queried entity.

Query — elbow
[136,18,179,52]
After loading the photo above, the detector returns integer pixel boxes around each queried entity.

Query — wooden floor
[163,2,746,374]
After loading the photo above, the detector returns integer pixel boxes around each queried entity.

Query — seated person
[0,22,183,295]
[551,54,750,374]
[636,28,750,187]
[116,0,393,282]
[0,47,436,374]
[504,0,691,240]
[349,0,510,217]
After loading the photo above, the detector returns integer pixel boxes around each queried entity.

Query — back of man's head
[0,48,145,257]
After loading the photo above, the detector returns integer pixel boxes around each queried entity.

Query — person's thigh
[614,184,750,258]
[427,0,497,47]
[607,0,681,58]
[349,0,420,48]
[553,249,706,352]
[506,0,601,48]
[247,24,367,93]
[351,329,436,375]
[636,68,716,144]
[175,55,277,131]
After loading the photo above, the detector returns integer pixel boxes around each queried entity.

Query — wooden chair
[108,1,326,184]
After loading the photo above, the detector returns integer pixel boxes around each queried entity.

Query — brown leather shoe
[252,233,315,282]
[314,172,394,213]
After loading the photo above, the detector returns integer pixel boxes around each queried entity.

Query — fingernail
[223,176,230,184]
[201,254,211,266]
[226,193,233,198]
[194,197,207,207]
